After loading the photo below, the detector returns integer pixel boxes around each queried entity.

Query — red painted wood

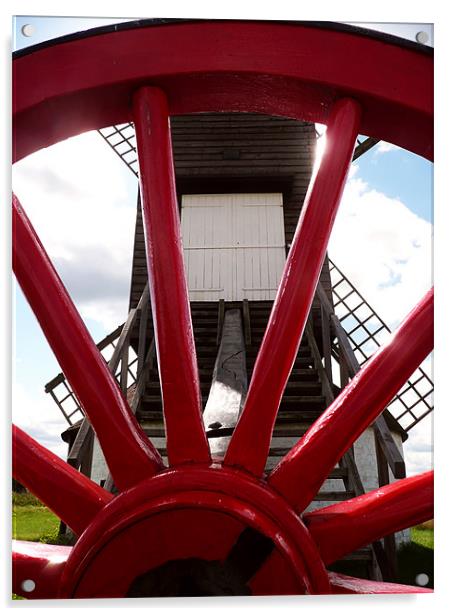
[12,194,164,490]
[59,467,330,597]
[13,426,111,535]
[133,87,210,466]
[304,471,433,565]
[13,540,72,599]
[11,22,435,597]
[269,288,433,512]
[328,572,432,594]
[13,21,433,163]
[224,98,361,476]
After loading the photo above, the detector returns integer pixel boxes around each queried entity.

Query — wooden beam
[136,291,150,376]
[352,137,380,161]
[242,299,252,346]
[330,314,406,478]
[306,321,334,405]
[44,325,124,393]
[130,341,156,414]
[375,435,398,581]
[204,309,247,456]
[66,285,151,478]
[317,284,406,479]
[119,346,129,393]
[341,450,392,582]
[320,302,333,386]
[216,299,225,346]
[373,416,406,479]
[104,340,157,493]
[67,419,92,467]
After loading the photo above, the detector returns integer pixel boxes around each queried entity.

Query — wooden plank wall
[128,113,333,337]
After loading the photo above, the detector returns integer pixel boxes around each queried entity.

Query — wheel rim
[12,20,433,598]
[13,19,432,162]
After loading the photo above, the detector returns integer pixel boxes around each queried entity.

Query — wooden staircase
[134,300,360,511]
[49,291,395,579]
[137,302,220,430]
[242,302,354,503]
[134,298,374,573]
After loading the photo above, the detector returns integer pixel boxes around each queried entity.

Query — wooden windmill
[13,20,433,597]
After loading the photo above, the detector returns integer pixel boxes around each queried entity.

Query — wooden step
[141,393,324,409]
[145,383,212,396]
[312,491,354,501]
[247,356,314,368]
[138,408,324,423]
[339,548,373,562]
[223,383,322,398]
[196,361,218,370]
[273,410,324,422]
[286,376,320,387]
[190,368,321,380]
[246,346,312,358]
[281,382,322,395]
[140,424,312,439]
[190,312,220,319]
[287,368,319,380]
[279,395,325,408]
[196,346,242,355]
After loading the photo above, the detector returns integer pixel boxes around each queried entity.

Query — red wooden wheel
[12,20,433,598]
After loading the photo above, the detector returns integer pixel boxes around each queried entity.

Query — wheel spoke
[304,471,433,566]
[224,98,361,476]
[12,194,164,491]
[13,425,112,535]
[328,572,432,594]
[224,528,275,585]
[269,288,433,512]
[133,86,210,466]
[13,540,72,599]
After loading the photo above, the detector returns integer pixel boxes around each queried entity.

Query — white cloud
[11,128,434,477]
[403,413,433,477]
[12,131,140,468]
[12,131,138,331]
[375,141,400,154]
[13,382,68,460]
[330,164,433,475]
[330,165,433,329]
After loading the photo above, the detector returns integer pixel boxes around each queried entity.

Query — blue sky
[12,16,434,474]
[356,147,433,223]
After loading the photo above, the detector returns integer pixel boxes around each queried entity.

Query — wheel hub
[58,467,330,597]
[126,558,252,597]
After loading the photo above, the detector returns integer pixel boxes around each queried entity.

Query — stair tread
[141,394,325,405]
[312,491,354,500]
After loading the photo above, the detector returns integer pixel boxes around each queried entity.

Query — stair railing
[316,283,406,479]
[44,325,124,426]
[306,303,397,582]
[315,282,408,580]
[51,284,153,477]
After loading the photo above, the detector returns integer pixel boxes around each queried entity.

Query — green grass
[12,492,72,600]
[397,527,434,589]
[12,492,44,507]
[411,527,434,550]
[13,505,60,542]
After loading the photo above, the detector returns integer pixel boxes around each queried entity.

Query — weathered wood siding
[128,113,332,335]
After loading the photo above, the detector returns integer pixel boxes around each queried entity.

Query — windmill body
[48,111,431,579]
[13,20,434,596]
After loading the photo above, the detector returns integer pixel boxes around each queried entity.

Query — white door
[181,193,286,301]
